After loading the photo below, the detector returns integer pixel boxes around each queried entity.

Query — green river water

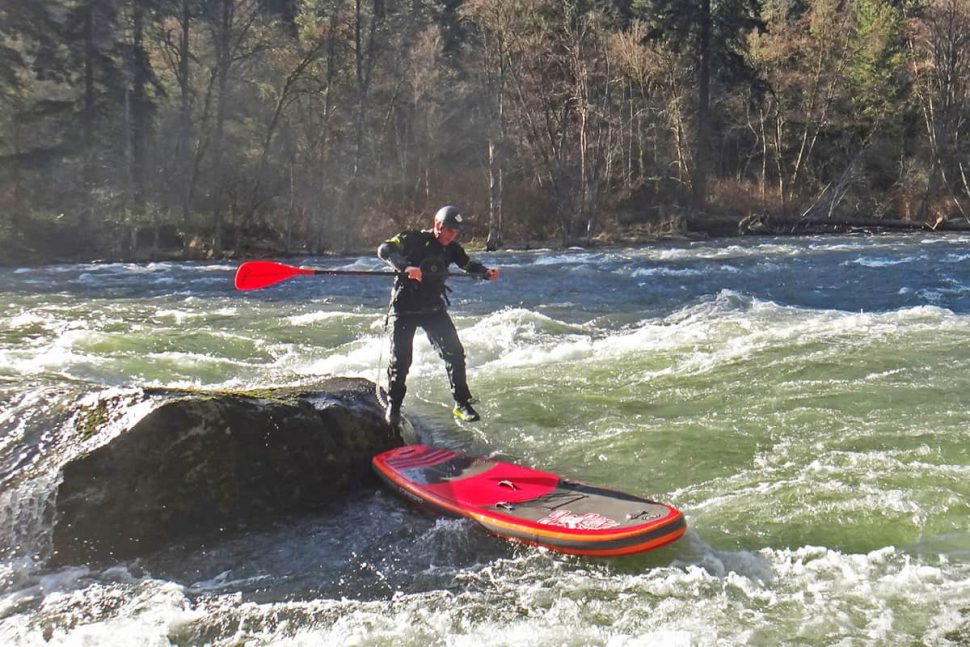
[1,234,969,645]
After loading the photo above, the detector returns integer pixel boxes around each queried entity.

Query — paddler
[377,205,499,427]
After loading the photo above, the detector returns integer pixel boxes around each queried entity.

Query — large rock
[50,378,403,565]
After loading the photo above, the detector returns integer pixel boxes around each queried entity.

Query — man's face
[433,222,460,246]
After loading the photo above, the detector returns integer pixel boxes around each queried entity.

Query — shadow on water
[135,490,518,605]
[81,399,700,606]
[128,480,699,607]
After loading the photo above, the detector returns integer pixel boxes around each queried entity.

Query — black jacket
[378,229,486,314]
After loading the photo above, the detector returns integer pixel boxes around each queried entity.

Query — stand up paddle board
[373,445,685,557]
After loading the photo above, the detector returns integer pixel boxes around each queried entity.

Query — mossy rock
[51,378,403,565]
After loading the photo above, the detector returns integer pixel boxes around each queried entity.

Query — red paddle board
[372,445,686,557]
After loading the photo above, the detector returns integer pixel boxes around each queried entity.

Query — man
[377,205,499,427]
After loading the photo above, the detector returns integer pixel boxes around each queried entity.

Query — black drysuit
[377,230,487,408]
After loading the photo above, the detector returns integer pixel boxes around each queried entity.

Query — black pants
[386,309,471,406]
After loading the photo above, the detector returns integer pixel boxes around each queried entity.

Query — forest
[1,0,970,264]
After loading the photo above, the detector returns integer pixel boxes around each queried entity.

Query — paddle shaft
[234,260,480,290]
[307,269,399,277]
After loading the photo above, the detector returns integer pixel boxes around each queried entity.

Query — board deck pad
[373,445,686,557]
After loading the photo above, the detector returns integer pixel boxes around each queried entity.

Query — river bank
[4,210,970,268]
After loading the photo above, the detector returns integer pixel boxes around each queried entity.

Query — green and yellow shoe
[453,401,480,422]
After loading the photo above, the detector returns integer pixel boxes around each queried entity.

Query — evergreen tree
[635,0,764,208]
[0,1,73,238]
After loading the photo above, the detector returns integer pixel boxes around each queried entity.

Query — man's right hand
[404,266,423,282]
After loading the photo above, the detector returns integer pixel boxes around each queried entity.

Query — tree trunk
[11,119,24,233]
[177,0,193,232]
[759,107,767,201]
[486,137,503,251]
[211,0,233,257]
[343,0,383,251]
[313,8,341,254]
[81,2,97,231]
[242,38,327,247]
[692,0,711,210]
[486,37,507,252]
[129,0,149,211]
[286,147,295,253]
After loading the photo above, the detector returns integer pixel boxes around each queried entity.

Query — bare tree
[234,21,332,254]
[908,0,970,222]
[610,21,694,200]
[749,0,858,206]
[463,0,514,249]
[207,0,262,256]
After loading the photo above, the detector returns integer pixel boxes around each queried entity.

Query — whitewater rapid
[2,234,970,645]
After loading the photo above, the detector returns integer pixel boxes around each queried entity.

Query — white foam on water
[5,281,967,397]
[630,267,703,278]
[197,263,239,272]
[143,351,254,369]
[293,335,387,380]
[148,304,237,322]
[843,256,925,268]
[0,472,63,580]
[461,308,595,369]
[1,330,96,377]
[280,307,591,382]
[152,309,203,324]
[3,241,970,645]
[5,312,49,329]
[648,242,802,261]
[285,310,366,326]
[187,571,273,594]
[531,253,606,266]
[271,544,970,644]
[0,391,50,449]
[1,538,967,646]
[331,258,386,271]
[250,293,961,408]
[0,577,202,647]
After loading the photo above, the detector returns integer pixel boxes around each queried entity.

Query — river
[1,234,969,645]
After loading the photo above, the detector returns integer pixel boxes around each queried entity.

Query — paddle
[234,260,475,291]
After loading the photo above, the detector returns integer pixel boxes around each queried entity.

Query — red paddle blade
[234,261,312,291]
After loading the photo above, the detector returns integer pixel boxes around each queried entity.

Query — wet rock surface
[50,378,402,564]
